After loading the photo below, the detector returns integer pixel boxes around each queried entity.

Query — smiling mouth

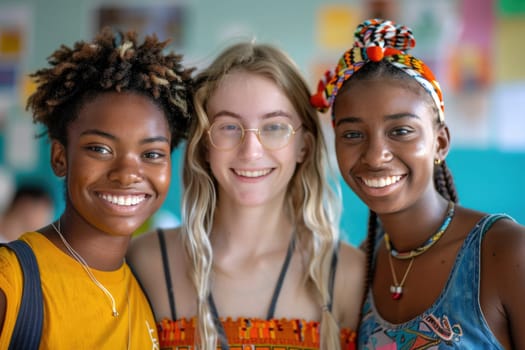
[98,193,147,206]
[233,169,272,178]
[361,175,403,188]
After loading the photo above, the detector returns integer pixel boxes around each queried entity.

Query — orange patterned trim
[158,317,356,350]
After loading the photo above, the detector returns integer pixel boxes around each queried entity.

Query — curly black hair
[26,27,193,150]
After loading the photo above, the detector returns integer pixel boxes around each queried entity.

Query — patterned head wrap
[310,18,445,123]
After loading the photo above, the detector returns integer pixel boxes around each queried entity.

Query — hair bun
[354,18,415,54]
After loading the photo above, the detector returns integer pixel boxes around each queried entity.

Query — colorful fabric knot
[310,18,445,124]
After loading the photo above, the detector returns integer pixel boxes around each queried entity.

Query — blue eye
[219,123,241,132]
[262,122,286,132]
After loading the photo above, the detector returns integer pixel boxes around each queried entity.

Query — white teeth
[234,169,272,178]
[99,193,146,206]
[363,175,402,188]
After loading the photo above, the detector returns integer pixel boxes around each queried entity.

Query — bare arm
[127,231,165,317]
[481,218,525,349]
[333,241,366,331]
[127,228,188,320]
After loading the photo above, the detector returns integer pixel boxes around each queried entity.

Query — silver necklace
[51,220,120,317]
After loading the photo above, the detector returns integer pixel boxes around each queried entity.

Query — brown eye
[340,130,363,140]
[86,145,111,154]
[143,151,165,160]
[390,127,413,137]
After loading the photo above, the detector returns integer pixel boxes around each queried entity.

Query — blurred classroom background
[0,0,523,246]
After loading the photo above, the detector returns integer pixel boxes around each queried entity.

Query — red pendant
[391,292,402,300]
[390,285,403,300]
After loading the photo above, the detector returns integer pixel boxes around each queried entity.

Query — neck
[46,213,130,271]
[379,196,451,252]
[211,202,294,255]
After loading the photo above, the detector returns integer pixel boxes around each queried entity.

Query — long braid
[441,161,459,203]
[434,160,459,204]
[363,211,378,302]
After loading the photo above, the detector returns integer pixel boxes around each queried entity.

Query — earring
[434,158,442,165]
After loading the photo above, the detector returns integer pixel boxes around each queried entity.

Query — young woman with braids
[311,18,525,349]
[127,42,365,350]
[0,27,193,348]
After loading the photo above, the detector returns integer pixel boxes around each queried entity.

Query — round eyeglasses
[207,120,303,151]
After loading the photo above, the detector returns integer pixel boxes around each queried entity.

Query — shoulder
[0,244,23,286]
[477,212,525,297]
[127,229,160,259]
[0,233,52,301]
[333,241,366,331]
[336,241,366,278]
[0,238,31,280]
[0,241,26,346]
[453,208,525,268]
[127,227,183,268]
[480,214,525,271]
[477,214,525,347]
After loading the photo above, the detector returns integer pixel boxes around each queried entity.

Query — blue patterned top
[358,214,513,349]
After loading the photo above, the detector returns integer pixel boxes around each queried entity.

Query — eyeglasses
[207,120,303,150]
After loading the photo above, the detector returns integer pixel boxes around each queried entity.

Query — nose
[238,129,264,159]
[108,154,144,185]
[361,135,393,168]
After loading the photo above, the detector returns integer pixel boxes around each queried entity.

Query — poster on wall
[0,5,30,131]
[93,4,186,48]
[494,83,525,151]
[399,0,493,147]
[311,4,361,117]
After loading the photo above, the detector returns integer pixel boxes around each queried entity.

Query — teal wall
[0,0,523,246]
[340,149,525,245]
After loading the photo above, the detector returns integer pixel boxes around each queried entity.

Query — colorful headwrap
[310,18,445,123]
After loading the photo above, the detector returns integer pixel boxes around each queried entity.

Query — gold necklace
[384,201,455,300]
[51,220,120,317]
[387,254,414,300]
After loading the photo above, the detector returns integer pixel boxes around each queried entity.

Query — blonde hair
[181,42,342,349]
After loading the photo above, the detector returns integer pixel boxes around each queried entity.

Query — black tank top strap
[208,293,230,350]
[328,241,341,312]
[157,228,177,320]
[208,233,296,349]
[266,235,296,319]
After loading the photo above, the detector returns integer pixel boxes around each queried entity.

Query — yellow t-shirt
[0,232,159,349]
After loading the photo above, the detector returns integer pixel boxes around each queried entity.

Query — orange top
[157,317,356,350]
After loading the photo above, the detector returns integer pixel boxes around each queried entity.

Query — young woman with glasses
[127,42,365,350]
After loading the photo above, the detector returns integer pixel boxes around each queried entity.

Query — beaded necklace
[384,201,455,260]
[384,201,455,299]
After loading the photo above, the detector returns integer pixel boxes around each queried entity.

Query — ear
[50,140,67,177]
[434,124,451,163]
[297,131,312,163]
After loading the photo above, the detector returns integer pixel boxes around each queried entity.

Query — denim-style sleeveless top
[358,214,514,349]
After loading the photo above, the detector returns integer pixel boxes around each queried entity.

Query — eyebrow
[212,110,293,120]
[335,113,421,126]
[80,129,170,144]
